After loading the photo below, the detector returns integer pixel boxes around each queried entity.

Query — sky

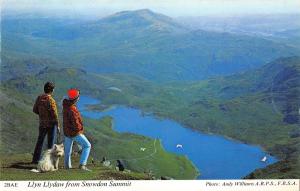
[2,0,300,17]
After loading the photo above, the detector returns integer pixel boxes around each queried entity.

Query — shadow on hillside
[7,162,35,170]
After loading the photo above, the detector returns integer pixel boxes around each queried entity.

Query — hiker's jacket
[63,99,84,137]
[33,94,59,128]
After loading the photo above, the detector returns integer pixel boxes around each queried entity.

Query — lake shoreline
[91,100,281,159]
[81,95,278,179]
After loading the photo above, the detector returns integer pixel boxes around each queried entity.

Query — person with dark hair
[63,88,91,171]
[44,81,55,94]
[32,81,60,164]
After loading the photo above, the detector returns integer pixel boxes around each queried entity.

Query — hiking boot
[79,164,91,171]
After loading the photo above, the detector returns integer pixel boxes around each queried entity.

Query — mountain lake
[78,95,278,179]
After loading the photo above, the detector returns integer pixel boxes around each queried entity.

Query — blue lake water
[78,95,278,179]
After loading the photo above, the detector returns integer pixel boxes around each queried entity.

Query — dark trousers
[32,126,57,163]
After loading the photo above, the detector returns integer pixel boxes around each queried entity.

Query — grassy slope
[0,154,151,180]
[0,86,198,180]
[85,117,198,179]
[1,56,299,178]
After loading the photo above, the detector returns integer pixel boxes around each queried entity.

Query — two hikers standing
[32,82,91,171]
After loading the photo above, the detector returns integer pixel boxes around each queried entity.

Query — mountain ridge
[84,8,188,34]
[3,10,299,81]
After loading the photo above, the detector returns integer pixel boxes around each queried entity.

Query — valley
[1,9,299,179]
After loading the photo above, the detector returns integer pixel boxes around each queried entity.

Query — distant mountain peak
[113,9,159,17]
[104,9,171,23]
[99,9,186,32]
[116,9,154,15]
[135,8,153,13]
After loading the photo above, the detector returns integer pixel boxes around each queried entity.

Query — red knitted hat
[68,89,80,100]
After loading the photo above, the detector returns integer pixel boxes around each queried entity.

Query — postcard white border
[1,180,300,191]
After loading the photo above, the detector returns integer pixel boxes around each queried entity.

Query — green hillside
[0,85,199,180]
[1,55,299,178]
[127,57,300,178]
[0,154,151,180]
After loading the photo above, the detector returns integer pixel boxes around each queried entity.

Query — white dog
[31,144,64,173]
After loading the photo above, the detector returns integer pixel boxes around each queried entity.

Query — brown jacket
[63,99,84,137]
[33,94,59,128]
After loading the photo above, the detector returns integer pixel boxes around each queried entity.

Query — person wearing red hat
[62,88,91,171]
